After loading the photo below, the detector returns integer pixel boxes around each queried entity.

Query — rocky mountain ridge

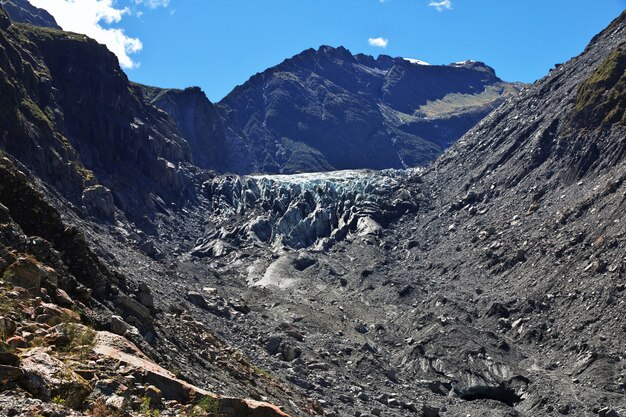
[145,46,520,174]
[0,0,58,29]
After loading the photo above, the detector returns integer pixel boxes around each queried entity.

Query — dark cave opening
[459,384,524,407]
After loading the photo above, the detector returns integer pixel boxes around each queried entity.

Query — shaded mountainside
[0,0,59,29]
[140,84,233,172]
[146,47,519,174]
[0,7,208,231]
[216,47,519,174]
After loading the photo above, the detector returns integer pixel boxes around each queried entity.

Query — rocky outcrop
[0,7,203,229]
[0,0,59,29]
[140,85,233,171]
[81,185,115,220]
[19,348,92,409]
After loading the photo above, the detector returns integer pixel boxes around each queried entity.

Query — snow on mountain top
[403,58,431,66]
[452,60,477,66]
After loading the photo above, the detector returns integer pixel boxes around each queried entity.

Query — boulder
[106,394,129,410]
[93,331,210,403]
[145,385,163,408]
[19,347,92,409]
[109,315,128,335]
[138,282,154,308]
[138,239,163,259]
[281,344,301,362]
[53,288,74,307]
[356,217,383,237]
[265,336,282,355]
[3,257,42,290]
[187,291,209,309]
[0,316,17,339]
[422,404,441,417]
[117,295,151,321]
[292,254,317,271]
[6,336,28,349]
[82,185,115,220]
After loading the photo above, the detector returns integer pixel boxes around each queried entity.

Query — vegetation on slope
[574,42,626,127]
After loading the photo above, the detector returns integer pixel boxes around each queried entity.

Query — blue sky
[33,0,626,102]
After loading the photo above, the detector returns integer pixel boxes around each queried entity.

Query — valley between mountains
[0,1,625,417]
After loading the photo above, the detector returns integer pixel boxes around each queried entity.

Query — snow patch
[452,60,476,66]
[404,58,431,66]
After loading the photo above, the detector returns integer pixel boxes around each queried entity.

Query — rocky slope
[0,4,304,416]
[147,47,519,174]
[165,9,626,417]
[1,1,626,417]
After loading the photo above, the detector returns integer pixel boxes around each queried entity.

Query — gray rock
[138,282,154,308]
[266,336,282,355]
[281,344,301,362]
[356,217,383,237]
[110,315,127,335]
[599,408,620,417]
[422,404,441,417]
[82,185,115,220]
[187,291,209,309]
[106,395,129,410]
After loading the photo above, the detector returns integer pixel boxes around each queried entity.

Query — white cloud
[428,0,452,12]
[29,0,143,69]
[134,0,169,8]
[368,37,389,48]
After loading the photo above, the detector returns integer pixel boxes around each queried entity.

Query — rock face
[2,257,42,290]
[82,185,115,220]
[0,6,203,229]
[0,0,60,29]
[147,47,520,174]
[140,85,232,171]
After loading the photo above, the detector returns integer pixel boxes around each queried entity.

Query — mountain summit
[0,0,59,28]
[147,46,520,174]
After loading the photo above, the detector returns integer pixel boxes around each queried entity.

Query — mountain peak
[0,0,60,29]
[214,44,517,174]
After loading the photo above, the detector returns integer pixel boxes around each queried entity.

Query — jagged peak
[0,0,60,29]
[403,58,431,66]
[450,59,497,76]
